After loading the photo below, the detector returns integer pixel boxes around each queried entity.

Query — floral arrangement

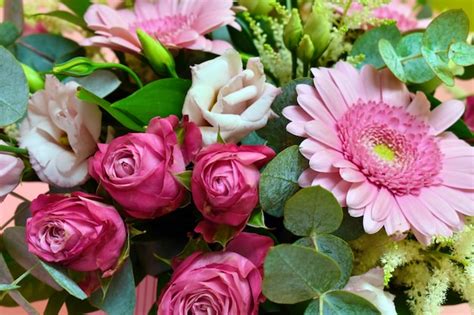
[0,0,473,314]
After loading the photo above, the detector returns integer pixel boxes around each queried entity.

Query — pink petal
[298,168,318,187]
[346,181,378,209]
[384,201,409,236]
[435,186,474,216]
[329,62,366,106]
[370,187,394,221]
[300,138,330,160]
[380,68,410,107]
[310,173,343,191]
[304,120,341,150]
[419,189,460,227]
[360,65,381,102]
[349,208,365,217]
[363,205,384,234]
[339,168,366,183]
[443,156,474,172]
[331,180,351,207]
[429,100,465,135]
[406,92,430,118]
[311,68,348,119]
[309,149,340,172]
[440,170,474,189]
[296,94,335,127]
[397,195,437,236]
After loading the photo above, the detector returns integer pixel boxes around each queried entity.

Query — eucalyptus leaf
[111,78,191,124]
[259,145,308,217]
[395,33,435,83]
[0,283,21,291]
[90,258,136,315]
[350,25,402,69]
[379,39,406,82]
[0,46,29,127]
[332,212,365,241]
[448,42,474,66]
[39,262,87,300]
[263,244,341,304]
[3,227,61,290]
[305,290,381,315]
[14,201,31,227]
[67,70,121,98]
[0,22,20,47]
[284,186,343,237]
[44,291,67,315]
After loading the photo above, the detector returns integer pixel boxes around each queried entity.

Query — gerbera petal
[339,168,366,182]
[311,68,348,119]
[384,201,409,236]
[397,195,437,236]
[310,173,343,191]
[300,139,330,160]
[298,168,318,187]
[363,205,384,234]
[380,68,410,107]
[330,62,366,106]
[419,189,460,227]
[435,186,474,216]
[370,188,394,221]
[296,94,335,126]
[360,65,381,102]
[304,120,341,150]
[309,149,340,172]
[440,170,474,189]
[429,100,465,135]
[332,180,351,207]
[346,181,378,209]
[406,92,430,118]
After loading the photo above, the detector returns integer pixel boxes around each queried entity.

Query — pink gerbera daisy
[82,0,240,55]
[283,62,474,244]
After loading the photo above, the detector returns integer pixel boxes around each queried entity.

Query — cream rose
[20,76,102,188]
[183,49,280,145]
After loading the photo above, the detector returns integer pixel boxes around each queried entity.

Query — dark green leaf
[350,25,402,69]
[332,211,365,241]
[16,34,84,72]
[240,131,267,145]
[260,145,308,217]
[174,170,192,191]
[263,244,341,304]
[305,290,381,315]
[228,13,259,55]
[111,78,191,125]
[0,46,29,126]
[60,0,91,17]
[32,11,87,29]
[44,291,67,315]
[39,262,87,300]
[379,39,406,81]
[257,78,311,151]
[395,33,435,83]
[176,237,210,262]
[284,186,343,237]
[76,87,145,132]
[448,42,474,66]
[0,22,20,47]
[3,227,61,290]
[459,65,474,80]
[90,258,136,315]
[14,201,31,227]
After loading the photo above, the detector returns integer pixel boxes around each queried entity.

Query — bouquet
[0,0,473,314]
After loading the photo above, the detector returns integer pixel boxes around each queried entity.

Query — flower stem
[98,63,144,88]
[0,145,28,156]
[10,192,30,203]
[339,0,353,27]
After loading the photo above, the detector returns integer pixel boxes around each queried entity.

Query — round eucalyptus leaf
[304,290,381,315]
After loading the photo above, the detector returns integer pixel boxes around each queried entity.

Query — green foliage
[90,259,136,315]
[32,11,87,29]
[333,212,365,242]
[448,42,474,66]
[263,244,341,304]
[247,208,269,229]
[259,145,308,217]
[0,46,29,127]
[304,291,381,315]
[284,186,343,236]
[39,262,87,300]
[15,34,84,72]
[60,0,91,17]
[0,22,20,47]
[111,78,191,124]
[66,70,121,98]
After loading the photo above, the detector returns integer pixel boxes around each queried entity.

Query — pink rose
[0,141,24,202]
[158,232,273,315]
[89,116,200,219]
[26,192,126,273]
[464,96,474,131]
[191,144,275,232]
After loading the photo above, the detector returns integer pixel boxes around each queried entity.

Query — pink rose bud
[89,116,194,219]
[191,143,275,227]
[0,141,24,203]
[26,192,126,273]
[158,233,273,315]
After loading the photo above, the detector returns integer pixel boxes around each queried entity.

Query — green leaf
[66,70,121,98]
[16,34,84,72]
[0,46,29,127]
[44,291,67,315]
[227,13,259,55]
[263,244,341,304]
[379,39,406,82]
[240,131,267,145]
[257,78,311,152]
[76,87,145,132]
[174,170,192,191]
[0,284,21,291]
[176,237,210,262]
[60,0,91,17]
[395,33,435,83]
[247,208,269,229]
[90,258,136,315]
[0,22,20,47]
[421,9,470,86]
[305,291,381,315]
[259,145,308,217]
[332,211,365,241]
[111,78,191,125]
[32,11,87,29]
[3,227,61,291]
[14,201,31,227]
[39,262,87,300]
[295,235,353,289]
[284,186,343,237]
[350,25,402,69]
[448,42,474,66]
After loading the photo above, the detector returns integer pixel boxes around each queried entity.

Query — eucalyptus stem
[0,145,28,156]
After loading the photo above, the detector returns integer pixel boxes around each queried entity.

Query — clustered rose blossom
[89,116,201,219]
[26,192,126,273]
[183,50,281,145]
[0,141,24,203]
[158,232,273,315]
[20,75,102,188]
[192,143,275,241]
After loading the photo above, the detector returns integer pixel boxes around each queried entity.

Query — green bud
[53,57,96,76]
[238,0,276,15]
[136,28,178,78]
[297,34,315,65]
[303,4,332,60]
[21,63,44,92]
[284,9,303,52]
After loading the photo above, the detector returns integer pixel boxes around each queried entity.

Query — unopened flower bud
[303,5,332,59]
[238,0,276,15]
[21,63,44,92]
[53,57,95,76]
[297,34,315,65]
[284,9,303,52]
[136,28,178,78]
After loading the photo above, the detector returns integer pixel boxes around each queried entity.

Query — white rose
[344,268,397,315]
[20,76,102,188]
[183,49,280,145]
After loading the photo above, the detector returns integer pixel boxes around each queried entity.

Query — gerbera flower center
[130,14,195,46]
[337,100,443,196]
